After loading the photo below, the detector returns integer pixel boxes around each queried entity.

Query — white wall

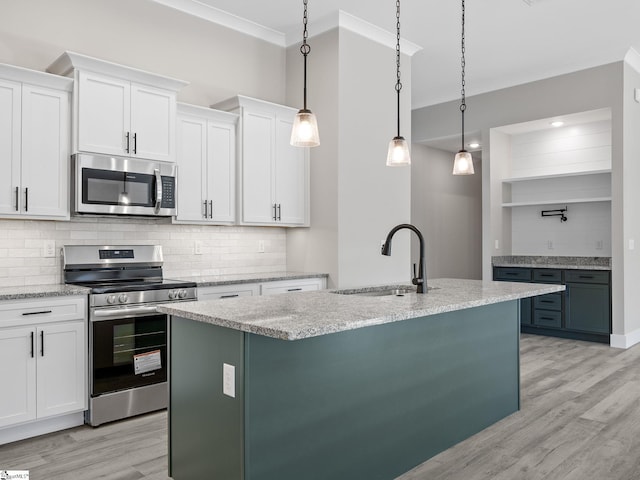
[286,28,412,288]
[410,145,482,280]
[0,0,286,106]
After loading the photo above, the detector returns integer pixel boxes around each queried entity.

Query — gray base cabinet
[493,267,611,343]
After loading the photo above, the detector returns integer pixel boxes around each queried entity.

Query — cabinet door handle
[209,200,213,219]
[287,288,303,292]
[220,294,239,299]
[30,331,34,358]
[203,200,208,218]
[15,186,19,211]
[277,204,282,221]
[125,132,130,153]
[22,310,52,316]
[272,203,277,221]
[133,133,137,154]
[40,330,44,357]
[24,187,28,212]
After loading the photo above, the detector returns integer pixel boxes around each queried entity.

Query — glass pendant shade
[386,136,411,167]
[290,109,320,147]
[452,150,474,175]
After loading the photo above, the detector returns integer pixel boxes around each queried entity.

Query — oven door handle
[92,306,159,320]
[154,168,162,214]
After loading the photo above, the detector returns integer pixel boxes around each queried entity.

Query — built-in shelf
[502,197,612,208]
[502,169,611,184]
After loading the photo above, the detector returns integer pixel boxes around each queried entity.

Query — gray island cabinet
[158,278,563,480]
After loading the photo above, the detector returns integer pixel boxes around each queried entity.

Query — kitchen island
[158,278,564,480]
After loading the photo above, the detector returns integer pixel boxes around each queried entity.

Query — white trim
[47,51,189,91]
[624,47,640,75]
[177,102,239,123]
[610,328,640,349]
[0,412,84,445]
[0,63,73,91]
[151,0,286,46]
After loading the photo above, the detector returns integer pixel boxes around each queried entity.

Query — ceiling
[162,0,640,109]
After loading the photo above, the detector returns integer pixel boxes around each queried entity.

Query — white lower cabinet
[0,296,86,431]
[198,283,260,300]
[260,278,326,295]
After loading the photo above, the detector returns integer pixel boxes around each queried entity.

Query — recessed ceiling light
[550,121,564,127]
[469,142,480,149]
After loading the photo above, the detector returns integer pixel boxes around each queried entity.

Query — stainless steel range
[63,245,196,426]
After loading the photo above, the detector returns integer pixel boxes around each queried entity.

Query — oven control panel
[91,287,197,307]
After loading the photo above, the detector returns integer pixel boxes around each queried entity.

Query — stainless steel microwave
[72,153,177,217]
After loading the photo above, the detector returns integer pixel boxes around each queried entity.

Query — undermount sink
[332,285,432,297]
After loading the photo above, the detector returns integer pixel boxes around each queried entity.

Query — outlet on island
[194,240,203,255]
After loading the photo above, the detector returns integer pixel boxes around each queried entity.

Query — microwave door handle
[154,169,162,214]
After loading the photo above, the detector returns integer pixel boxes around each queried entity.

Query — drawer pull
[579,275,594,279]
[540,317,554,321]
[287,288,303,292]
[540,300,554,303]
[22,310,52,316]
[505,272,518,276]
[220,294,239,299]
[540,274,554,277]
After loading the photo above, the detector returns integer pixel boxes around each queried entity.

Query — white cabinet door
[130,83,175,162]
[0,79,21,216]
[274,113,307,225]
[208,120,235,223]
[21,85,69,219]
[36,321,86,419]
[77,71,130,156]
[0,327,36,428]
[176,115,208,222]
[242,110,275,224]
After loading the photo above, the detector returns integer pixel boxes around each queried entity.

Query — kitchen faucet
[381,224,427,293]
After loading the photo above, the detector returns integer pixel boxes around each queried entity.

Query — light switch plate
[223,363,235,398]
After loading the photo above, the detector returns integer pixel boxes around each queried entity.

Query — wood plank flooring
[1,334,640,479]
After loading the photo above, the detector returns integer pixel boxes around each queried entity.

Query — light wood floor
[1,334,640,479]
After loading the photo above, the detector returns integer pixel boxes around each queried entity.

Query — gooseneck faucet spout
[381,224,427,293]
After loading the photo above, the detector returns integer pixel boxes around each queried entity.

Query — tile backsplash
[0,217,287,287]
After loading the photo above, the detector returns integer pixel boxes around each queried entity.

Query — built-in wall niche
[492,108,612,256]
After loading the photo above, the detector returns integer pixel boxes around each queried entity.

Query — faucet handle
[412,263,423,286]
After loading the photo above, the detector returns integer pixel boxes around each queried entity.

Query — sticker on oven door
[134,350,162,375]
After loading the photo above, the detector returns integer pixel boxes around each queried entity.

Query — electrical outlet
[258,240,265,253]
[495,239,500,250]
[194,241,203,255]
[223,363,235,398]
[596,240,604,250]
[630,239,635,251]
[44,240,56,258]
[547,240,554,250]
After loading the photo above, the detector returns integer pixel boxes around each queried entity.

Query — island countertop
[158,278,564,341]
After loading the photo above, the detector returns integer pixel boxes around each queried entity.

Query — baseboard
[610,328,640,349]
[0,411,85,445]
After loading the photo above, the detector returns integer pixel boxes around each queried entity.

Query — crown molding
[151,0,286,46]
[624,47,640,75]
[151,1,422,56]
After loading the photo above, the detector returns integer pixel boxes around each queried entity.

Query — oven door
[90,308,168,397]
[73,153,176,216]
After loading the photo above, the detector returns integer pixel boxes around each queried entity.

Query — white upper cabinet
[0,65,71,220]
[48,51,187,163]
[213,95,310,227]
[175,103,238,224]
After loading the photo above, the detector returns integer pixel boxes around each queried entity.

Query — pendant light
[452,0,475,175]
[386,0,410,167]
[290,0,320,147]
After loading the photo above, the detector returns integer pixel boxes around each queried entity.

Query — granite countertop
[174,271,328,287]
[158,278,564,341]
[0,284,91,301]
[492,256,611,270]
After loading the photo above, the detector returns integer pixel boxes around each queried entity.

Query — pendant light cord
[395,0,402,138]
[301,0,310,111]
[460,0,466,150]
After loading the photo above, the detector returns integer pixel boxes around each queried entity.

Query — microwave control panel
[161,176,176,208]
